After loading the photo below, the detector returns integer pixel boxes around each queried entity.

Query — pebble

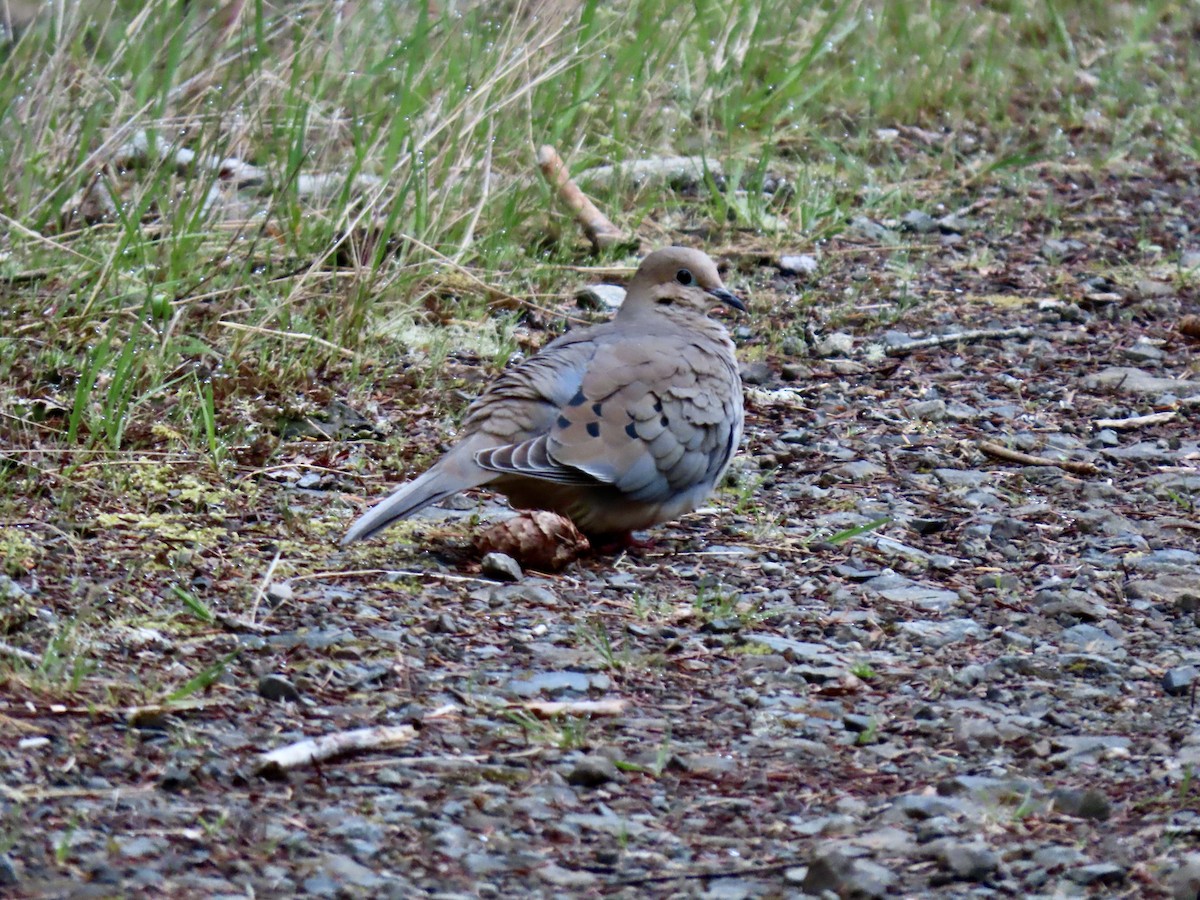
[849,216,895,243]
[506,671,591,697]
[930,839,1001,881]
[802,846,897,898]
[481,552,522,582]
[258,674,302,703]
[901,210,938,233]
[267,581,294,604]
[779,254,819,276]
[1066,862,1125,886]
[539,863,598,888]
[565,755,619,788]
[906,399,946,421]
[575,284,626,310]
[1164,665,1199,696]
[1049,787,1112,821]
[0,575,28,600]
[815,332,855,357]
[739,360,772,385]
[897,618,984,648]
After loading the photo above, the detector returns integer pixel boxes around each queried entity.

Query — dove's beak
[707,286,746,313]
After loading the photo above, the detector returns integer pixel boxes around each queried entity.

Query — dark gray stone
[565,755,619,788]
[931,839,1000,881]
[258,674,302,703]
[1067,862,1125,886]
[1165,666,1199,696]
[480,552,522,582]
[802,846,897,899]
[1050,788,1112,821]
[901,210,938,233]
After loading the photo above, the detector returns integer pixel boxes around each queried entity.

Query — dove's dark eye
[675,268,693,286]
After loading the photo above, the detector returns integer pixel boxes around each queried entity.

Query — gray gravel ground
[4,179,1200,898]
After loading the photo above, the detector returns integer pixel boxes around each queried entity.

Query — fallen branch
[254,724,418,778]
[537,145,630,252]
[0,641,40,665]
[1093,411,1177,430]
[216,321,356,358]
[978,441,1100,476]
[522,699,628,718]
[885,326,1032,357]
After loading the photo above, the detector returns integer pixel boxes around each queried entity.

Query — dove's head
[620,247,745,321]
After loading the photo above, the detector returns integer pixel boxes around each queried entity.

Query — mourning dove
[342,247,745,545]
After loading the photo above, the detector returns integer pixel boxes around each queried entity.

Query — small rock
[843,714,876,734]
[1067,862,1125,886]
[575,284,626,310]
[1164,666,1199,696]
[267,581,294,604]
[0,575,29,601]
[1182,250,1200,270]
[1050,788,1112,821]
[849,216,895,242]
[779,254,819,276]
[937,214,968,234]
[1032,845,1085,869]
[815,332,855,358]
[1059,624,1124,657]
[481,552,522,582]
[828,460,887,483]
[0,854,17,887]
[321,855,384,889]
[1042,238,1086,259]
[739,360,773,385]
[901,210,938,234]
[830,359,867,375]
[898,619,984,648]
[507,671,591,698]
[539,863,598,888]
[931,839,1000,881]
[258,674,302,703]
[889,794,962,821]
[906,399,946,421]
[565,755,618,788]
[1124,339,1166,363]
[802,846,896,899]
[1083,366,1200,397]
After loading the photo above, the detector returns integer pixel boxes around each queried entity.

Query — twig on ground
[0,641,41,665]
[249,549,282,624]
[978,441,1100,476]
[612,862,796,885]
[522,699,628,718]
[216,321,356,358]
[1093,411,1177,430]
[885,326,1032,357]
[536,144,631,252]
[254,725,418,777]
[291,568,501,587]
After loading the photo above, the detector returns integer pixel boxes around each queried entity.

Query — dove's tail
[340,447,494,545]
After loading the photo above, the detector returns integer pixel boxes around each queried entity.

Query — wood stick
[254,724,418,777]
[522,699,628,718]
[537,145,629,251]
[1093,411,1177,430]
[885,326,1032,357]
[0,641,40,665]
[977,441,1100,476]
